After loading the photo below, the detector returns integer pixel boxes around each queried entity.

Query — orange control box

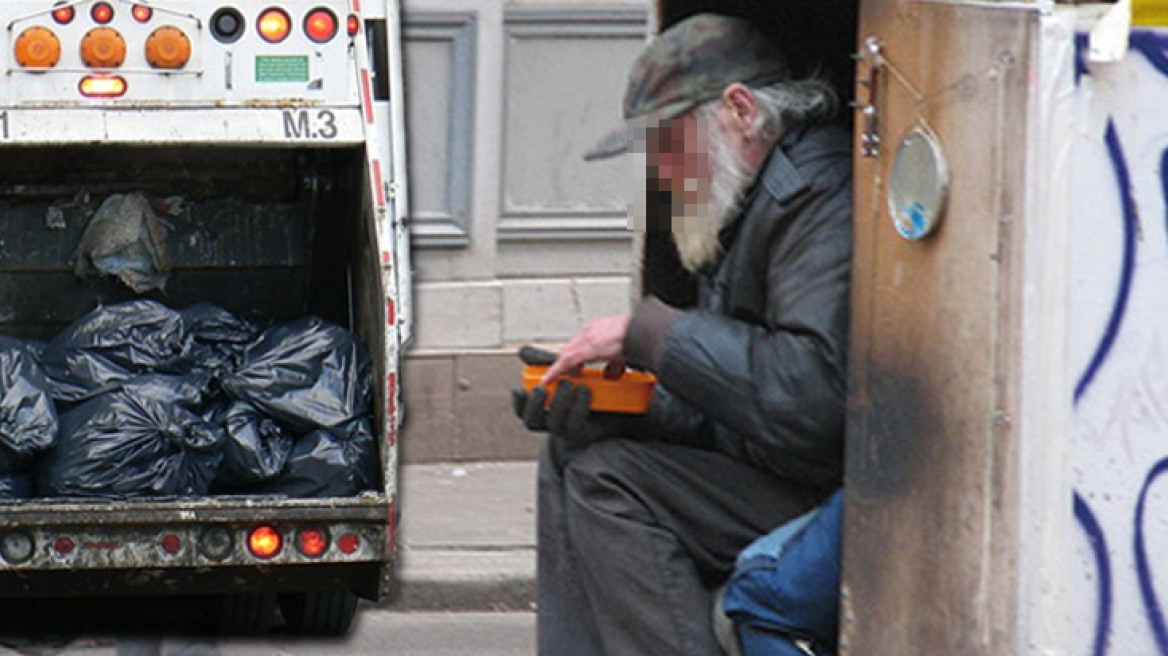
[522,365,657,414]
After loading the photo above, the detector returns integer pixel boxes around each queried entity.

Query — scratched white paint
[1037,16,1168,656]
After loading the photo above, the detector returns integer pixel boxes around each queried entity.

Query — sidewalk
[386,461,538,611]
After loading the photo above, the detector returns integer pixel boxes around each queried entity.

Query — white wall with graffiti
[1045,15,1168,656]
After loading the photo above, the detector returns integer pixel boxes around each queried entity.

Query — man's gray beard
[671,124,755,272]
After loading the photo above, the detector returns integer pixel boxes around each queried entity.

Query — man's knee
[561,440,657,520]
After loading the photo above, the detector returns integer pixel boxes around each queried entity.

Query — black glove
[511,381,647,446]
[511,346,648,446]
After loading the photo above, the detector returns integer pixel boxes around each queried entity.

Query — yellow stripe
[1134,0,1168,26]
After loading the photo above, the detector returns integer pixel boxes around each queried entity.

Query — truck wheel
[207,592,278,635]
[279,590,359,636]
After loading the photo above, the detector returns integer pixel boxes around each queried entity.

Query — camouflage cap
[583,13,790,161]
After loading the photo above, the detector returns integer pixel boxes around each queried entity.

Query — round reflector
[52,5,75,24]
[0,532,34,564]
[210,8,244,43]
[14,27,62,69]
[248,525,282,559]
[199,526,234,561]
[91,2,114,24]
[145,26,191,69]
[79,74,128,97]
[53,536,76,556]
[80,27,127,68]
[132,4,153,23]
[347,15,359,37]
[159,533,182,555]
[304,8,337,43]
[257,8,291,43]
[296,527,329,558]
[337,533,360,555]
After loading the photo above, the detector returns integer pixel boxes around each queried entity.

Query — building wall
[398,0,649,461]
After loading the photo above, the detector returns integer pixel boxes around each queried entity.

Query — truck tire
[279,590,359,636]
[207,592,278,635]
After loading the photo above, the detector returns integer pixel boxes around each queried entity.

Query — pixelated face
[645,112,711,205]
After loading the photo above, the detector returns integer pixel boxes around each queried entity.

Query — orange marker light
[132,4,153,23]
[296,527,329,557]
[145,26,190,69]
[347,14,359,37]
[304,8,337,43]
[79,75,127,97]
[91,2,114,24]
[80,27,127,68]
[247,525,282,559]
[257,8,291,43]
[52,5,75,24]
[14,27,62,69]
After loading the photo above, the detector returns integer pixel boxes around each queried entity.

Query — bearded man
[512,13,852,656]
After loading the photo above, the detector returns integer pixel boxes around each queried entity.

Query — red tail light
[52,5,74,24]
[304,8,338,43]
[132,4,153,23]
[347,15,359,37]
[296,527,329,557]
[91,2,114,24]
[159,534,182,555]
[337,533,360,555]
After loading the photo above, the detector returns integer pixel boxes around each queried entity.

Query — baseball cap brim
[581,99,698,162]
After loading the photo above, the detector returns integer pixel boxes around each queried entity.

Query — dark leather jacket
[625,122,852,489]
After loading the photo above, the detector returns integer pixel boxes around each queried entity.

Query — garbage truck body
[0,0,409,630]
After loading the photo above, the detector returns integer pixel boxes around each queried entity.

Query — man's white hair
[668,76,839,272]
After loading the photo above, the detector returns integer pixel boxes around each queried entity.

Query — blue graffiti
[1076,492,1113,656]
[1074,121,1138,404]
[1134,458,1168,653]
[1130,31,1168,78]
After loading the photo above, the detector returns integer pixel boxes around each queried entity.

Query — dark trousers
[537,437,823,656]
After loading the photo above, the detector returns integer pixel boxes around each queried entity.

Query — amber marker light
[52,4,75,24]
[79,74,127,97]
[347,14,359,37]
[304,8,337,43]
[80,27,127,68]
[91,2,114,24]
[247,525,282,559]
[15,27,62,69]
[145,26,190,69]
[257,8,291,43]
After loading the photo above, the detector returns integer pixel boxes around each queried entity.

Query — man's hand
[540,315,631,384]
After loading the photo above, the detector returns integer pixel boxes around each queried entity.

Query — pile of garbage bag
[0,300,378,500]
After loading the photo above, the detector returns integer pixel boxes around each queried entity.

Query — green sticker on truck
[255,56,309,83]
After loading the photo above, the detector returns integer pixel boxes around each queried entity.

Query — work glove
[511,346,649,446]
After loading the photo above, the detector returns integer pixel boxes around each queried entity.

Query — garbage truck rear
[0,0,409,635]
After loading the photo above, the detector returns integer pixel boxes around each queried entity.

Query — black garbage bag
[245,417,378,498]
[208,400,295,490]
[177,303,257,377]
[38,374,224,498]
[41,300,188,403]
[221,317,372,432]
[0,337,58,469]
[0,471,32,499]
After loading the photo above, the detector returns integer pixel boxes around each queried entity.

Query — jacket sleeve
[632,194,851,487]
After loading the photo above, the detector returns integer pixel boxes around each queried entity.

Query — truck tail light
[52,4,75,24]
[248,525,282,559]
[53,536,76,556]
[159,533,182,555]
[79,75,128,97]
[296,527,329,557]
[257,8,291,43]
[199,526,234,561]
[14,27,62,69]
[304,8,337,43]
[337,532,360,555]
[211,7,244,43]
[91,2,114,24]
[0,532,34,564]
[80,27,127,68]
[132,4,153,23]
[145,26,191,69]
[347,15,359,37]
